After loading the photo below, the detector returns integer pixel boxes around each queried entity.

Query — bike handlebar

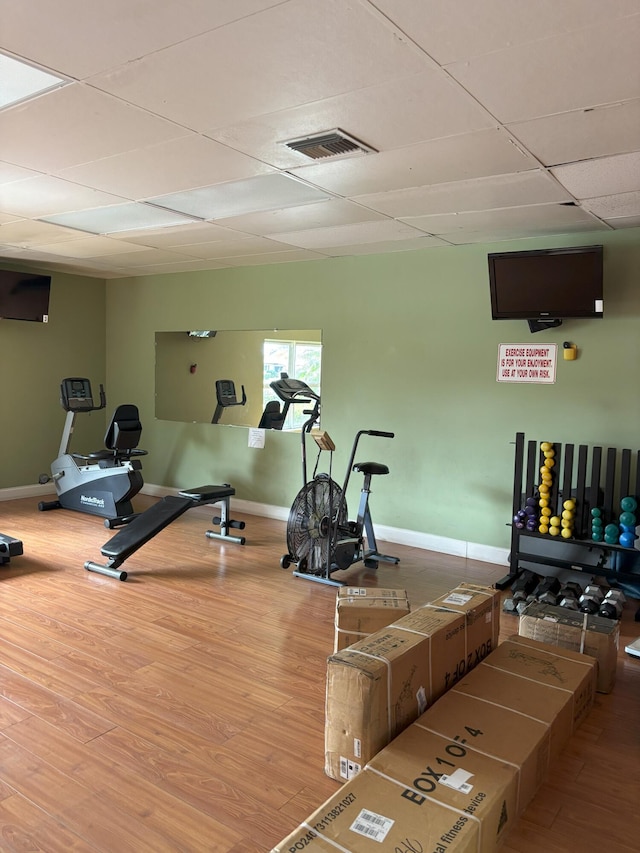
[367,430,394,439]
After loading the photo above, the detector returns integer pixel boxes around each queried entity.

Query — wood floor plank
[0,494,638,852]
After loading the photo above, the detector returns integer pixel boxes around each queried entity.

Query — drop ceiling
[1,0,639,279]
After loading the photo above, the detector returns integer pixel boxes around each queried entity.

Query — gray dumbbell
[599,589,626,620]
[579,584,606,614]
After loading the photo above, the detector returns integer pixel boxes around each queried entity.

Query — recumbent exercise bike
[38,377,147,523]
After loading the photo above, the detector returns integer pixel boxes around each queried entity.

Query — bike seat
[353,462,389,476]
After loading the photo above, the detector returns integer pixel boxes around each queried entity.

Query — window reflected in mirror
[155,329,322,428]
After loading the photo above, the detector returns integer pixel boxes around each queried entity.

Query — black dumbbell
[533,576,561,606]
[511,570,540,602]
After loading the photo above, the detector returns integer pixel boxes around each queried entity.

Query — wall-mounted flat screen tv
[0,268,51,322]
[488,245,603,321]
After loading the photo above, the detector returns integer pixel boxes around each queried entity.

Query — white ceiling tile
[370,0,640,64]
[31,237,151,259]
[216,199,386,235]
[0,212,22,225]
[57,135,274,200]
[318,235,449,256]
[551,152,640,200]
[0,219,91,246]
[446,15,640,123]
[115,258,233,276]
[601,214,640,228]
[91,247,196,267]
[442,221,606,245]
[220,249,328,266]
[166,236,292,260]
[289,129,536,196]
[40,204,199,235]
[270,219,428,250]
[87,0,429,131]
[355,171,571,218]
[0,84,188,172]
[1,0,286,78]
[206,70,494,168]
[582,191,640,219]
[108,222,240,249]
[0,161,41,184]
[402,202,601,235]
[0,2,637,278]
[0,175,126,218]
[150,174,331,220]
[507,100,640,167]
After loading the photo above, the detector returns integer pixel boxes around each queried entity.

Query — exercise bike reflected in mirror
[278,380,399,587]
[38,377,147,524]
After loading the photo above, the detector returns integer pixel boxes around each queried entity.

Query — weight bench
[84,485,245,581]
[1,533,23,566]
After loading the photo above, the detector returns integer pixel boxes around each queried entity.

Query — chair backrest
[259,400,285,430]
[104,404,143,454]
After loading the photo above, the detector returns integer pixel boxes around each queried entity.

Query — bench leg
[205,496,246,545]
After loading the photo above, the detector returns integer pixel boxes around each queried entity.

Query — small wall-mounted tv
[0,267,51,322]
[488,245,603,326]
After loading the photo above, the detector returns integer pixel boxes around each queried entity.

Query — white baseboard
[1,482,509,567]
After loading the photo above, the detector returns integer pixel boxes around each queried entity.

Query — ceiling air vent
[282,129,377,160]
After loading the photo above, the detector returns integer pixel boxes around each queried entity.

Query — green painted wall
[3,228,638,555]
[101,228,639,550]
[0,269,106,488]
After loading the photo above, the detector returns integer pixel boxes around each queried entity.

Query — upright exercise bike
[279,381,399,586]
[38,377,147,522]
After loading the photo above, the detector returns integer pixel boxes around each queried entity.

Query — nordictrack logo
[81,495,105,508]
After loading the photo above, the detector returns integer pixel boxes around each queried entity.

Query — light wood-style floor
[1,493,639,852]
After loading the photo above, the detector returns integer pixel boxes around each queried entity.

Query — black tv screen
[0,268,51,322]
[488,245,603,320]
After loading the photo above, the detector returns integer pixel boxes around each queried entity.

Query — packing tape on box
[354,639,433,741]
[580,613,588,654]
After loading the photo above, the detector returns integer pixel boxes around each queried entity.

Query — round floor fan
[281,473,351,575]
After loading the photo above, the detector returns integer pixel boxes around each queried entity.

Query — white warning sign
[497,343,557,384]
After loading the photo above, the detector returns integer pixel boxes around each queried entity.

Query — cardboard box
[324,584,500,781]
[274,636,597,852]
[518,600,619,693]
[368,725,519,853]
[414,689,550,815]
[272,768,482,853]
[453,634,596,763]
[333,587,410,652]
[431,582,502,669]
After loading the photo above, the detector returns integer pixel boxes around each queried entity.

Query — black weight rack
[497,432,640,610]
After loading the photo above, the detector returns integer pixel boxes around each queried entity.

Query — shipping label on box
[518,601,619,693]
[271,768,481,853]
[367,725,518,853]
[334,587,410,652]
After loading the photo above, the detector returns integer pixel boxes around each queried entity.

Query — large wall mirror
[155,329,322,428]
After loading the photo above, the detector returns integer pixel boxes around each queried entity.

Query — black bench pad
[101,485,236,561]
